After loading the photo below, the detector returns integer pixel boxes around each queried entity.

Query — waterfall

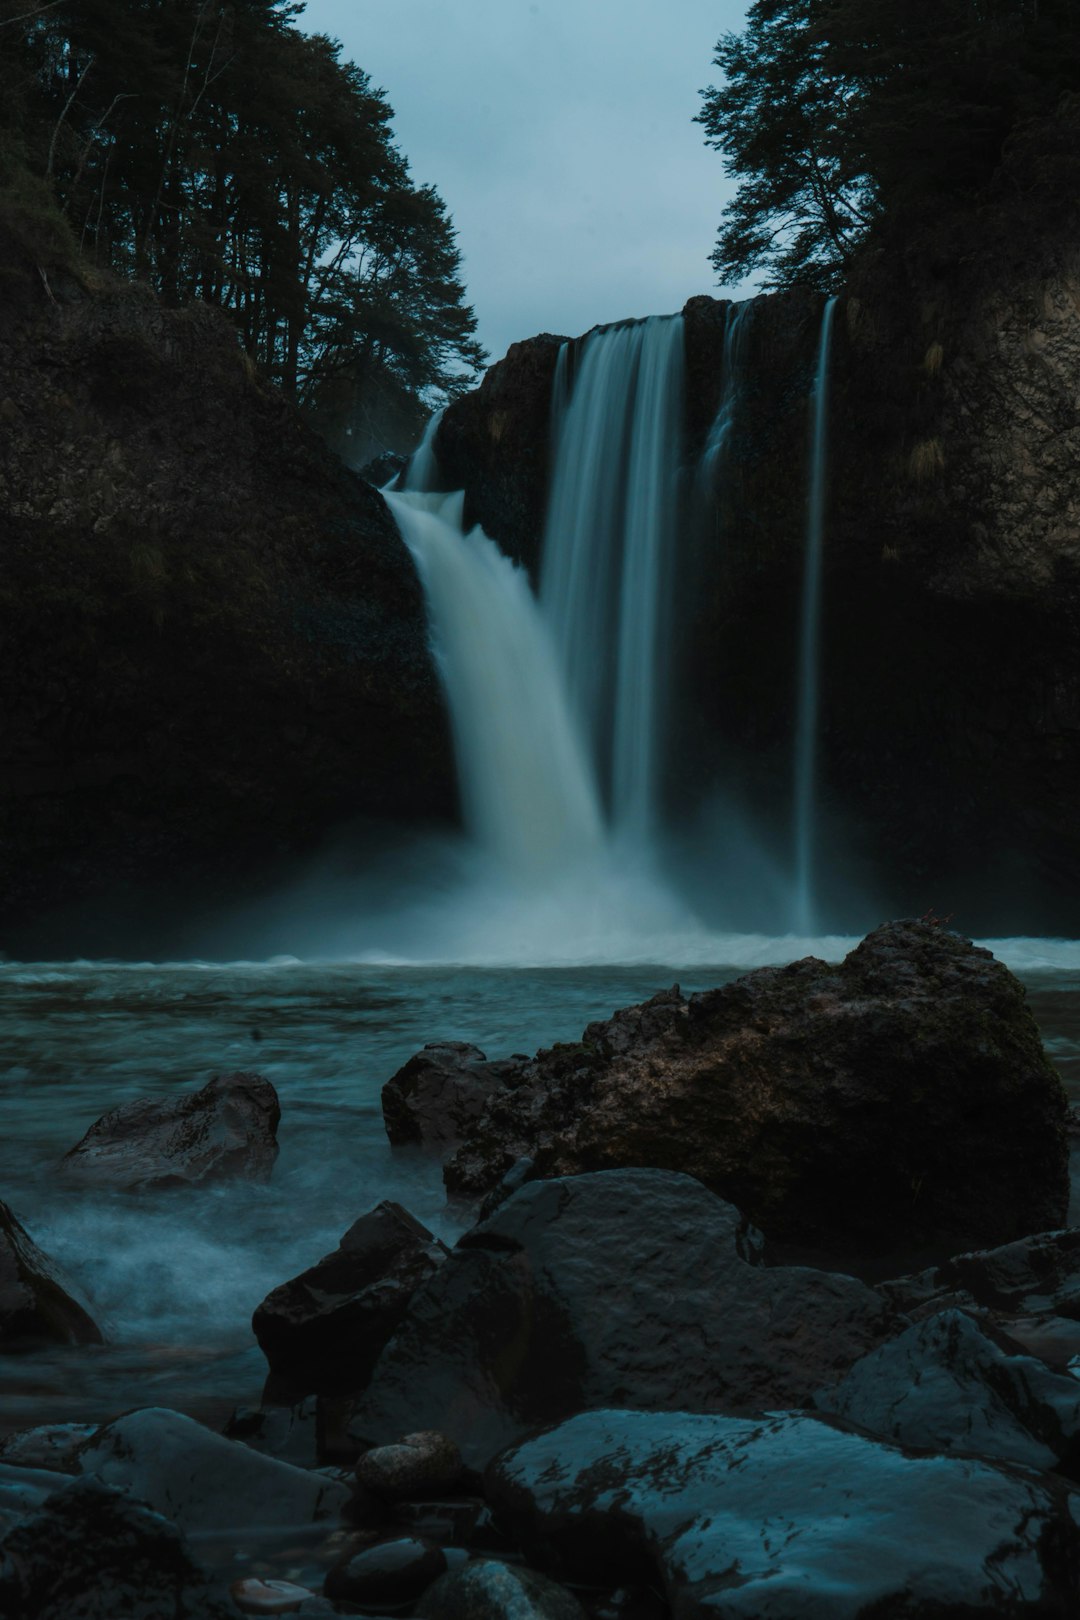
[385,445,604,882]
[403,407,445,492]
[791,296,839,935]
[698,300,752,491]
[541,315,685,841]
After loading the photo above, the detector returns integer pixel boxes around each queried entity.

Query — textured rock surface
[420,1558,587,1620]
[345,1170,893,1471]
[253,1201,448,1396]
[0,1475,233,1619]
[356,1431,462,1500]
[60,1071,280,1190]
[445,922,1067,1257]
[382,1043,523,1151]
[75,1407,349,1534]
[0,226,452,951]
[0,1200,103,1349]
[487,1407,1080,1617]
[814,1308,1080,1473]
[0,1423,96,1474]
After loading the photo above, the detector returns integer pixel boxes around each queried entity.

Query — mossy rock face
[443,921,1069,1261]
[0,231,454,945]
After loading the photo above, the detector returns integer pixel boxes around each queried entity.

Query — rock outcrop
[0,1201,103,1349]
[382,1043,523,1151]
[0,224,452,952]
[344,1169,894,1471]
[59,1072,280,1190]
[438,921,1067,1258]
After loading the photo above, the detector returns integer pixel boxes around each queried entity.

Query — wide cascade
[542,315,685,841]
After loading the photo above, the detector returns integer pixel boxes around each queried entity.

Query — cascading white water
[792,296,839,935]
[385,462,604,881]
[541,315,685,841]
[698,300,752,490]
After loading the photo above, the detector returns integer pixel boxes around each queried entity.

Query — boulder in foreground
[0,1201,102,1350]
[59,1071,280,1190]
[252,1201,448,1395]
[443,921,1068,1256]
[345,1169,894,1471]
[487,1407,1080,1618]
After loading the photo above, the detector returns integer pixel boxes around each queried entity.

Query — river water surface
[1,940,1079,1436]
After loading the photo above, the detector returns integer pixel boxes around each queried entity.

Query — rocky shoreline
[3,921,1080,1616]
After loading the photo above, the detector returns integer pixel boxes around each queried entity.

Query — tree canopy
[698,0,1080,290]
[0,0,485,449]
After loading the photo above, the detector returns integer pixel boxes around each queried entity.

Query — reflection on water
[0,946,1078,1433]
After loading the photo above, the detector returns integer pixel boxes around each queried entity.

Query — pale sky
[299,0,751,363]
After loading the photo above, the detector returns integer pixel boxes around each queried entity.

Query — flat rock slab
[0,1475,233,1619]
[443,921,1068,1256]
[346,1169,894,1471]
[0,1200,103,1349]
[253,1201,448,1396]
[487,1408,1080,1618]
[75,1407,349,1534]
[59,1071,280,1190]
[814,1307,1080,1473]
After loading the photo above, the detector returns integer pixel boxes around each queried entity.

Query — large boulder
[382,1044,523,1151]
[0,1475,233,1619]
[0,1201,102,1349]
[444,921,1068,1258]
[813,1308,1080,1474]
[344,1170,894,1472]
[487,1408,1080,1617]
[74,1407,349,1535]
[252,1201,448,1395]
[59,1071,280,1190]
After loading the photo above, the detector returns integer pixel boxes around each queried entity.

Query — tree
[0,0,485,441]
[698,0,1080,290]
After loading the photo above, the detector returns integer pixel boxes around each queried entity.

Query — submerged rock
[814,1308,1080,1474]
[487,1407,1080,1617]
[59,1071,280,1190]
[0,1200,103,1350]
[345,1169,893,1471]
[253,1201,448,1396]
[0,1475,232,1619]
[75,1407,349,1534]
[444,921,1068,1257]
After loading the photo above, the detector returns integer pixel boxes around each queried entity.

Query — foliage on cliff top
[699,0,1080,291]
[0,0,485,457]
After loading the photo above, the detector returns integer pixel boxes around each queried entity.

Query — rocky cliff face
[434,240,1080,933]
[0,227,452,951]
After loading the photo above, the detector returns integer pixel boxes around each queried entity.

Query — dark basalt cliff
[0,227,453,949]
[435,230,1080,932]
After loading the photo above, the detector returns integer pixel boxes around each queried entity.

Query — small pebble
[230,1576,317,1614]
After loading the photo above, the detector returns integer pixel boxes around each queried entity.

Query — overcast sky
[299,0,751,363]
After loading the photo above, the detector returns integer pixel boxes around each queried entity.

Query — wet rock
[885,1225,1080,1316]
[0,1200,103,1349]
[487,1407,1080,1617]
[323,1534,451,1607]
[0,1422,96,1473]
[382,1044,521,1151]
[357,1431,462,1500]
[346,1170,894,1471]
[814,1308,1080,1473]
[444,922,1068,1258]
[75,1407,349,1534]
[253,1202,448,1396]
[419,1559,586,1620]
[0,1462,68,1538]
[224,1399,320,1469]
[59,1071,280,1190]
[0,1474,232,1618]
